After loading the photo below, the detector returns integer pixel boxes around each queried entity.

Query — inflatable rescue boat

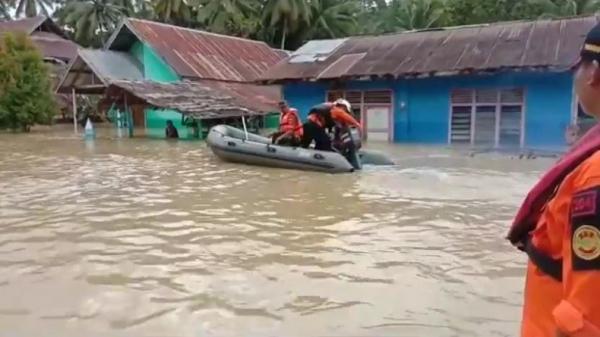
[206,125,394,173]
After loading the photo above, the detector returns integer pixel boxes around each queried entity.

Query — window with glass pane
[499,105,522,147]
[451,87,524,147]
[450,89,473,144]
[474,105,496,146]
[451,105,472,143]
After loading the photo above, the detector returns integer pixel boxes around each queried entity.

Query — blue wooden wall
[281,71,574,149]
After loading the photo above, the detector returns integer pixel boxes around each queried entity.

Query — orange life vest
[279,108,303,137]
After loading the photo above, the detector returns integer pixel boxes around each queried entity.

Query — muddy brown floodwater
[0,126,555,337]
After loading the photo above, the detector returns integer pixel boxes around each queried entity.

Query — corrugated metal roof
[118,18,287,82]
[105,80,280,119]
[80,49,144,81]
[30,31,77,61]
[260,15,600,83]
[288,38,347,63]
[190,79,281,113]
[57,49,144,94]
[317,53,366,79]
[0,16,77,62]
[0,16,46,34]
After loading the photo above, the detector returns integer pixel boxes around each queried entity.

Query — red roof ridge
[125,17,271,47]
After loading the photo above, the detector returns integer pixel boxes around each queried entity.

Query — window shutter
[451,89,472,104]
[364,90,392,104]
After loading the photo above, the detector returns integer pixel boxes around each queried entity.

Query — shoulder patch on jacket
[571,187,600,270]
[572,189,598,217]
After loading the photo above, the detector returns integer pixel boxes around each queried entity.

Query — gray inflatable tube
[206,125,395,173]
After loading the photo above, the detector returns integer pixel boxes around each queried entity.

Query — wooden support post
[72,88,77,133]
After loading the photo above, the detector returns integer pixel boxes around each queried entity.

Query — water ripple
[0,129,553,337]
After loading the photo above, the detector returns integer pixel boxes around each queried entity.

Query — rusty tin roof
[0,16,47,34]
[108,18,287,82]
[260,15,600,83]
[30,31,78,62]
[105,80,280,119]
[0,16,77,62]
[57,49,145,94]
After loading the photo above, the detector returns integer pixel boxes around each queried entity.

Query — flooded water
[0,126,555,337]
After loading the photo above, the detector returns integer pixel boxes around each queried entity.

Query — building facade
[58,18,286,139]
[261,16,600,150]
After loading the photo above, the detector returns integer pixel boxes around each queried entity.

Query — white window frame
[449,87,526,148]
[326,89,395,142]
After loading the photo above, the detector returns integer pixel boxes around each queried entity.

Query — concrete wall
[283,82,329,120]
[281,71,574,149]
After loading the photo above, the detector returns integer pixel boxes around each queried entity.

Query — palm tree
[262,0,311,49]
[302,0,359,40]
[530,0,600,17]
[132,0,154,19]
[152,0,192,25]
[379,0,446,32]
[193,0,260,37]
[1,0,14,20]
[56,0,133,47]
[14,0,54,17]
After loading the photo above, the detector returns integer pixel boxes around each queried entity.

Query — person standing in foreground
[507,23,600,337]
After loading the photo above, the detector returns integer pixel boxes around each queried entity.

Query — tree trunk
[280,18,287,50]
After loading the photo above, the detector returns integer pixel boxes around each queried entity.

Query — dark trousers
[301,121,332,151]
[272,132,301,147]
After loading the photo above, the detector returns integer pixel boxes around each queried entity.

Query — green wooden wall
[127,41,195,139]
[130,41,180,82]
[123,40,278,141]
[145,109,200,140]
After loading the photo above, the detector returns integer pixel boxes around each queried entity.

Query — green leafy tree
[55,0,133,47]
[262,0,311,49]
[193,0,260,37]
[152,0,192,25]
[132,0,154,18]
[305,0,359,39]
[446,0,542,25]
[0,33,57,132]
[378,0,446,32]
[14,0,53,17]
[1,0,14,20]
[531,0,600,17]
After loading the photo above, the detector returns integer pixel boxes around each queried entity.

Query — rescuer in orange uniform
[508,23,600,337]
[301,99,362,151]
[271,101,303,146]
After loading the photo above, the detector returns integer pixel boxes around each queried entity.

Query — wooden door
[131,104,146,137]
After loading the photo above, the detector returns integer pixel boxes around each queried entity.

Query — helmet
[334,98,351,111]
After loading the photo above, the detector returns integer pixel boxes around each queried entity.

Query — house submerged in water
[0,16,79,117]
[57,18,287,139]
[259,15,600,150]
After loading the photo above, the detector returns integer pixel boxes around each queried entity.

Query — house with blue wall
[57,18,287,139]
[260,15,600,150]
